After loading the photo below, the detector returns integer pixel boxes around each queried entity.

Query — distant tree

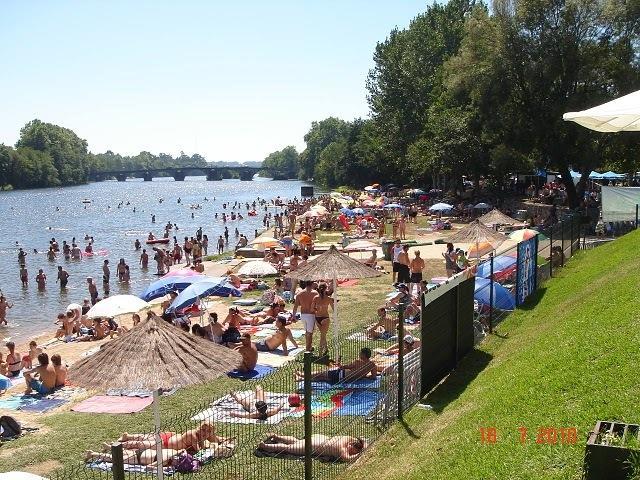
[16,119,88,185]
[263,146,299,178]
[299,118,350,180]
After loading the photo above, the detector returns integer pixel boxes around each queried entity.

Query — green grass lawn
[342,230,640,480]
[0,270,396,477]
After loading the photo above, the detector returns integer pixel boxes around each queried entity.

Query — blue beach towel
[19,397,67,413]
[333,389,382,416]
[227,364,275,380]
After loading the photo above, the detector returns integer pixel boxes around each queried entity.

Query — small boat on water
[146,238,170,245]
[81,199,91,204]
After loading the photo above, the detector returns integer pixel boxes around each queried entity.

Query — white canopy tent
[601,186,640,222]
[563,90,640,132]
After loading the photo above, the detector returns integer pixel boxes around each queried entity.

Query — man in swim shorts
[292,281,318,351]
[24,352,57,395]
[253,318,298,355]
[258,434,365,462]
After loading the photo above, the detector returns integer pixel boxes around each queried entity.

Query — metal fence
[50,314,421,480]
[474,214,582,333]
[46,215,586,480]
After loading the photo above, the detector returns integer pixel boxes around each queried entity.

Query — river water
[0,177,311,343]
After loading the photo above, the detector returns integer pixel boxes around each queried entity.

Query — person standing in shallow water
[35,269,47,290]
[56,266,69,289]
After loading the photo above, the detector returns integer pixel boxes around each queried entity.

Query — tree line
[267,0,639,207]
[0,119,262,189]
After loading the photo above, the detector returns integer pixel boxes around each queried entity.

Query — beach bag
[0,415,22,439]
[174,452,200,473]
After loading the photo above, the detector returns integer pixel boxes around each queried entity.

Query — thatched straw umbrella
[448,220,507,259]
[69,315,241,479]
[478,209,520,228]
[286,245,381,345]
[69,314,241,390]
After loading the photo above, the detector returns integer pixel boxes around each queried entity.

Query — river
[0,177,312,343]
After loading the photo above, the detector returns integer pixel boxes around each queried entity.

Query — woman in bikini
[5,341,22,378]
[311,282,334,356]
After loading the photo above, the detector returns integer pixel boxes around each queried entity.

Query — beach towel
[88,461,174,476]
[104,387,178,398]
[290,388,382,418]
[191,391,294,425]
[0,395,68,413]
[19,398,67,414]
[258,347,303,368]
[0,395,30,410]
[297,376,382,391]
[227,364,274,380]
[0,372,25,391]
[72,395,153,414]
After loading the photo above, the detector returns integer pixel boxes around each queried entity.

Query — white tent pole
[153,389,164,480]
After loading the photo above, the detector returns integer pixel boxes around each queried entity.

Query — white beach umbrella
[237,260,278,276]
[563,90,640,132]
[344,239,378,251]
[86,294,150,319]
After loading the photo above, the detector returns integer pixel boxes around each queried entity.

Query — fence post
[570,216,574,257]
[636,204,638,229]
[397,301,406,419]
[549,226,553,278]
[304,351,313,480]
[488,253,494,334]
[560,219,565,267]
[110,443,125,480]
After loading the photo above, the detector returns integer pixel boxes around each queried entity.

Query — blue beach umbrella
[340,207,356,216]
[167,277,242,313]
[474,277,515,310]
[384,203,403,209]
[476,256,516,278]
[139,276,201,302]
[352,207,365,214]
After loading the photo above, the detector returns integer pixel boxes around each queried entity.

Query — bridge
[88,166,285,182]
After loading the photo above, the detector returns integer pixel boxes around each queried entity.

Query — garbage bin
[382,240,394,261]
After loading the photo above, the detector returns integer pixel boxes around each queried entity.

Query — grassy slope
[346,230,640,480]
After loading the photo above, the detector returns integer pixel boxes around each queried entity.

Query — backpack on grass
[0,415,22,439]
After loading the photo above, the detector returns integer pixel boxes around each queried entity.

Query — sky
[1,1,427,162]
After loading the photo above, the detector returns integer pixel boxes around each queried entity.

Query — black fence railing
[473,214,582,334]
[50,312,421,480]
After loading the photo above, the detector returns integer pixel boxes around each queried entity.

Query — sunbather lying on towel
[85,447,181,471]
[258,433,365,462]
[383,334,421,355]
[294,347,376,384]
[366,307,397,340]
[229,385,284,420]
[117,423,228,453]
[372,335,422,374]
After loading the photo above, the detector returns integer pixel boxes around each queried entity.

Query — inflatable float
[146,238,170,245]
